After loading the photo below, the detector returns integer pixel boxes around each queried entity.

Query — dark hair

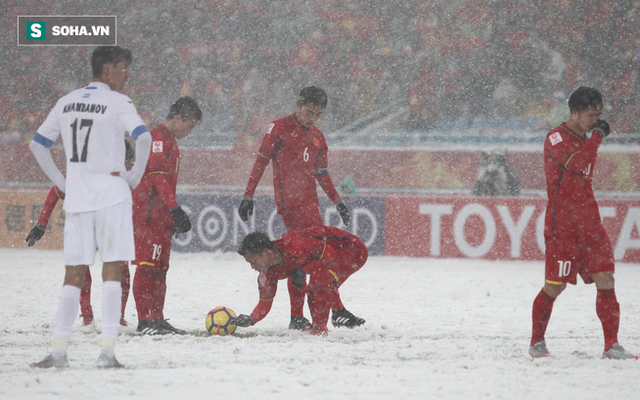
[91,46,132,77]
[166,96,203,122]
[298,86,328,108]
[237,231,274,256]
[568,86,603,113]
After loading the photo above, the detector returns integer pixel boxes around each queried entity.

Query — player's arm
[26,186,65,246]
[122,128,151,189]
[239,127,276,221]
[315,146,350,226]
[29,134,66,193]
[553,132,602,173]
[235,277,278,327]
[149,171,191,235]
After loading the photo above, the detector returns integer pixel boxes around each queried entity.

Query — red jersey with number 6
[543,122,603,236]
[132,124,180,229]
[253,114,330,212]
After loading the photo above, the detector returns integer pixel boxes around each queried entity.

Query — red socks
[531,289,555,346]
[133,268,167,321]
[596,289,620,350]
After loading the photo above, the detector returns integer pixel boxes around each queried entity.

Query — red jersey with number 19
[543,123,603,236]
[132,124,180,228]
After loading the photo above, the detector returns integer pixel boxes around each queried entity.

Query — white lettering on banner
[418,204,453,256]
[453,204,496,257]
[197,205,228,248]
[497,205,535,258]
[614,207,640,260]
[324,207,378,247]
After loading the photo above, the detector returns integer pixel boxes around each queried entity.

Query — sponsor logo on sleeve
[152,141,163,153]
[549,132,563,146]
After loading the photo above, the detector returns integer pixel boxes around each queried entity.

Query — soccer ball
[205,306,237,336]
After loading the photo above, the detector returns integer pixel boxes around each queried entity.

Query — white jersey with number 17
[33,81,148,212]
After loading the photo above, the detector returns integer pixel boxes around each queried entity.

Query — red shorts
[309,237,368,288]
[134,225,173,272]
[544,227,614,285]
[280,206,323,231]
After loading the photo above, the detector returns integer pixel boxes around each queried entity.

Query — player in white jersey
[29,46,152,369]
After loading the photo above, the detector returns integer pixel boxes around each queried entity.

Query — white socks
[101,281,122,352]
[52,285,81,356]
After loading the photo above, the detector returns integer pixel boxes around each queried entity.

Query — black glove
[291,267,306,289]
[336,200,351,226]
[25,223,46,246]
[170,206,192,236]
[233,314,254,327]
[593,119,610,138]
[238,196,254,222]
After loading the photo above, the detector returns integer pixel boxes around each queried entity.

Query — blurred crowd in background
[2,0,640,148]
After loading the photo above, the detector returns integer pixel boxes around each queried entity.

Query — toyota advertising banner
[385,195,640,262]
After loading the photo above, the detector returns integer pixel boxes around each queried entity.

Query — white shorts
[64,202,135,266]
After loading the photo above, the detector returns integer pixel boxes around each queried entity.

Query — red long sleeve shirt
[132,124,180,228]
[544,122,603,236]
[244,114,340,212]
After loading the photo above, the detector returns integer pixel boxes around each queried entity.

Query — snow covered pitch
[1,249,639,399]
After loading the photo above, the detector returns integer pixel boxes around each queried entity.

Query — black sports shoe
[331,308,365,328]
[137,319,172,336]
[153,318,187,335]
[289,316,312,330]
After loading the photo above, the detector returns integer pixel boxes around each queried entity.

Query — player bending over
[235,226,367,335]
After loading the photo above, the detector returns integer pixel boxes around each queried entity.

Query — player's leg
[330,240,367,328]
[33,211,95,368]
[132,226,178,335]
[585,230,636,359]
[281,207,323,329]
[529,234,575,357]
[94,202,135,368]
[120,264,130,326]
[79,266,94,327]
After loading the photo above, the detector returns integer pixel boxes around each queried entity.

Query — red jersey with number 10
[543,122,603,236]
[132,124,180,228]
[256,114,330,211]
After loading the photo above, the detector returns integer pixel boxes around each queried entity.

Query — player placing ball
[235,226,367,335]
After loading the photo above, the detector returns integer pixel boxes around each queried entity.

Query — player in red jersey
[529,87,637,360]
[234,226,367,335]
[238,86,352,330]
[131,97,201,335]
[25,141,135,331]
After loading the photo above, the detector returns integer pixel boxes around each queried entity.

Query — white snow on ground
[1,248,639,400]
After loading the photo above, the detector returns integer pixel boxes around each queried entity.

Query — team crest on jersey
[258,272,267,286]
[549,132,563,146]
[313,138,320,147]
[152,141,163,153]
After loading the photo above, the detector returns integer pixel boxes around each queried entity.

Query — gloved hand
[336,200,351,226]
[593,119,610,138]
[291,267,306,289]
[170,206,192,237]
[233,314,254,327]
[238,195,254,222]
[25,223,46,246]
